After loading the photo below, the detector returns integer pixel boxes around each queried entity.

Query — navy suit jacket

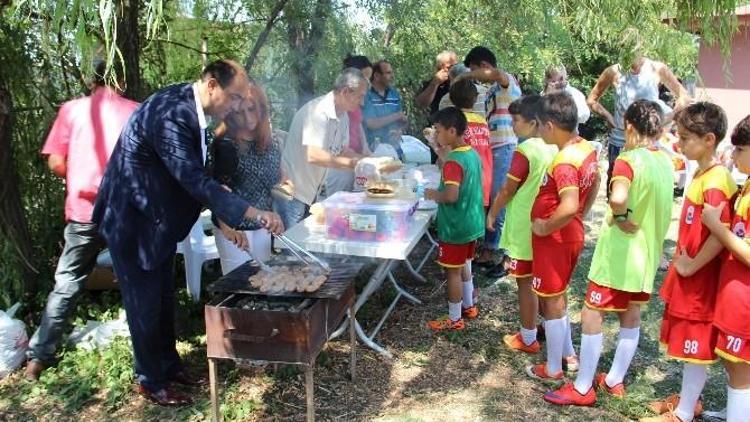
[93,83,249,270]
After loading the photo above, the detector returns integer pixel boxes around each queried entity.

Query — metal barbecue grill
[205,255,363,422]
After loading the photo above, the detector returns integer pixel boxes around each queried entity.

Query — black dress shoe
[486,262,509,278]
[170,371,208,387]
[136,385,192,406]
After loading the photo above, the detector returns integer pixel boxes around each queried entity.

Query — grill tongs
[274,234,331,273]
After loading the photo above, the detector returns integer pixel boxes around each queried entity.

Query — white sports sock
[544,317,566,374]
[605,326,640,387]
[573,333,603,394]
[462,281,474,308]
[448,301,462,322]
[520,326,537,346]
[463,259,473,277]
[462,260,475,307]
[727,386,750,422]
[675,363,708,422]
[562,314,576,357]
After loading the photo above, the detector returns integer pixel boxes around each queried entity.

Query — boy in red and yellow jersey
[701,114,750,422]
[645,103,738,422]
[449,78,493,207]
[525,92,601,381]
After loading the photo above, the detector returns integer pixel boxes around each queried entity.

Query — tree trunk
[245,0,289,73]
[117,0,142,101]
[285,0,331,108]
[0,83,38,298]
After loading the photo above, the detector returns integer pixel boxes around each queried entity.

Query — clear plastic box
[322,192,417,242]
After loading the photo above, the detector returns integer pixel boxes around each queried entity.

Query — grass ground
[0,181,729,421]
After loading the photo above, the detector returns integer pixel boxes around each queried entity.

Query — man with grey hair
[279,67,368,229]
[541,65,591,126]
[416,50,459,113]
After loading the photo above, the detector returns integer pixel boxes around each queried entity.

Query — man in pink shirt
[25,62,138,381]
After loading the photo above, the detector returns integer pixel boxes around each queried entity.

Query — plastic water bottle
[415,181,425,199]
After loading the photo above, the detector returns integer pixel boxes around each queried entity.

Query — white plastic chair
[176,211,218,302]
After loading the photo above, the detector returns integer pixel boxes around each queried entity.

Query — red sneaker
[503,332,541,354]
[595,373,625,398]
[525,363,563,381]
[544,382,596,406]
[461,306,479,319]
[427,317,465,331]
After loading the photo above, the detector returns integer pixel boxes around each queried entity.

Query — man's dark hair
[537,92,579,133]
[509,94,542,123]
[431,107,467,136]
[92,60,125,87]
[372,60,390,75]
[675,101,728,144]
[463,46,497,68]
[731,115,750,146]
[343,55,372,71]
[201,60,240,88]
[624,99,664,138]
[449,79,478,110]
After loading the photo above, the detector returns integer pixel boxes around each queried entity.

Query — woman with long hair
[212,79,284,274]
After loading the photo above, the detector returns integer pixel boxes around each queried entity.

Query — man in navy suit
[93,60,283,406]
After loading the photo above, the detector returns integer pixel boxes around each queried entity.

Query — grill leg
[209,358,221,422]
[349,301,356,381]
[305,365,315,422]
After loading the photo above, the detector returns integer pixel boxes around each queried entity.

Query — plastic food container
[322,192,417,242]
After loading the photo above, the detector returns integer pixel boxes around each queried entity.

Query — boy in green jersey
[545,100,674,406]
[425,107,485,331]
[488,95,557,353]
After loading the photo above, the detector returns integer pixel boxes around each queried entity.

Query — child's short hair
[624,99,663,138]
[463,46,497,68]
[731,115,750,146]
[674,102,728,144]
[431,107,468,135]
[537,92,578,132]
[342,54,372,71]
[449,79,478,110]
[509,94,542,123]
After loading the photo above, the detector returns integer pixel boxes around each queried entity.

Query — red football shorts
[715,329,750,364]
[584,281,651,312]
[531,241,583,297]
[660,306,718,363]
[506,257,533,278]
[438,241,476,268]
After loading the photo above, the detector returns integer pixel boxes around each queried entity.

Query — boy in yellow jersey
[525,92,600,381]
[487,95,556,353]
[545,100,674,406]
[644,102,738,422]
[425,107,485,331]
[701,114,750,422]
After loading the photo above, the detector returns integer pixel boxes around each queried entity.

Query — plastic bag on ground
[68,310,130,351]
[0,303,29,379]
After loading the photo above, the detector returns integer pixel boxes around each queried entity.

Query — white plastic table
[280,210,437,358]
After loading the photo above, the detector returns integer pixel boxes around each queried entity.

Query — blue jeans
[27,222,105,363]
[275,196,310,231]
[484,144,515,250]
[607,143,623,190]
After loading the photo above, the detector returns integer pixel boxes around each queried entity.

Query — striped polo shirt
[485,74,522,148]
